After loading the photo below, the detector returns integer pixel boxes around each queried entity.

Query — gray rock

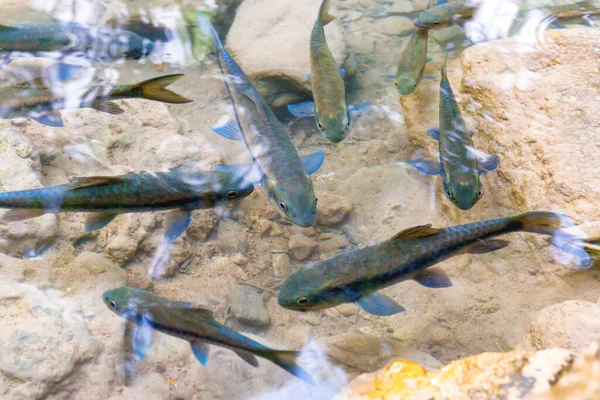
[374,16,415,36]
[217,218,249,254]
[272,253,291,277]
[231,285,270,327]
[288,234,317,261]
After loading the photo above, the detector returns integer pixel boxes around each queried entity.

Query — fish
[103,286,315,384]
[409,56,498,210]
[394,28,429,96]
[278,211,574,316]
[0,22,154,61]
[286,0,369,143]
[413,0,478,29]
[0,170,253,243]
[196,12,324,227]
[0,73,192,127]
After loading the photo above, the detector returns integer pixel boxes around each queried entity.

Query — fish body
[278,212,572,316]
[0,170,252,242]
[0,22,154,60]
[309,0,349,142]
[409,58,498,210]
[0,73,192,127]
[394,27,429,96]
[413,0,477,29]
[103,286,314,384]
[197,12,323,227]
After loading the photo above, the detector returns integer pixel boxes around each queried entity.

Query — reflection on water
[0,0,599,399]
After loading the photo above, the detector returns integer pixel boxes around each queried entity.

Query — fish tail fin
[319,0,336,26]
[266,350,316,385]
[196,10,224,53]
[135,74,192,104]
[511,211,573,235]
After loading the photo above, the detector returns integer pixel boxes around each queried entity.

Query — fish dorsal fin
[68,176,126,190]
[0,24,17,31]
[391,224,442,240]
[184,307,217,322]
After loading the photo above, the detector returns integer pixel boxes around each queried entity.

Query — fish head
[115,31,154,59]
[394,75,419,96]
[316,109,350,143]
[219,173,255,204]
[414,9,451,29]
[264,177,317,227]
[442,178,483,210]
[278,264,348,311]
[102,286,150,321]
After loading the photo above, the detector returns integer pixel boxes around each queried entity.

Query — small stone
[412,0,430,10]
[374,16,415,36]
[231,285,270,327]
[317,192,353,226]
[389,0,414,14]
[185,210,219,242]
[346,34,375,54]
[217,218,248,254]
[272,253,291,277]
[288,234,317,261]
[337,303,360,317]
[232,253,249,266]
[317,235,350,255]
[299,314,321,326]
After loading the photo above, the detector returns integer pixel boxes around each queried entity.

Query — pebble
[272,253,291,277]
[316,192,353,226]
[374,16,415,36]
[388,0,414,14]
[231,285,270,327]
[217,218,248,254]
[232,253,249,266]
[299,313,322,326]
[337,303,360,317]
[288,234,317,261]
[346,34,375,54]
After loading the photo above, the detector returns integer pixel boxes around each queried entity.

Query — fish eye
[433,21,440,26]
[297,297,310,305]
[315,197,318,203]
[477,189,484,198]
[279,202,287,211]
[393,81,398,89]
[445,189,453,198]
[109,300,118,310]
[227,190,238,199]
[317,122,323,130]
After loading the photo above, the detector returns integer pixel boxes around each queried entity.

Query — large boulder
[226,0,347,108]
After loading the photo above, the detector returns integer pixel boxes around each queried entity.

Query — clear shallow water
[0,0,599,399]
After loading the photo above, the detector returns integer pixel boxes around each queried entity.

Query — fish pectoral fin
[354,293,406,316]
[46,62,86,82]
[133,319,154,360]
[348,102,371,113]
[214,163,263,186]
[339,68,346,78]
[409,155,441,176]
[211,119,243,141]
[164,209,193,243]
[413,267,453,288]
[477,154,499,174]
[91,101,125,115]
[84,212,119,233]
[466,239,510,254]
[233,349,259,367]
[269,350,316,385]
[190,342,210,366]
[305,72,312,81]
[426,127,440,141]
[2,209,46,223]
[300,150,325,175]
[391,224,442,240]
[69,176,126,190]
[31,112,64,127]
[287,101,315,118]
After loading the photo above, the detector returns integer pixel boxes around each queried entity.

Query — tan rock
[226,0,347,107]
[288,233,317,261]
[316,192,353,226]
[520,300,600,354]
[374,16,415,36]
[272,252,291,277]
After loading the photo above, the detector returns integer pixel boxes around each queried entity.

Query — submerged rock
[316,192,353,226]
[519,300,600,354]
[231,285,270,327]
[226,0,347,108]
[288,233,317,261]
[217,218,249,254]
